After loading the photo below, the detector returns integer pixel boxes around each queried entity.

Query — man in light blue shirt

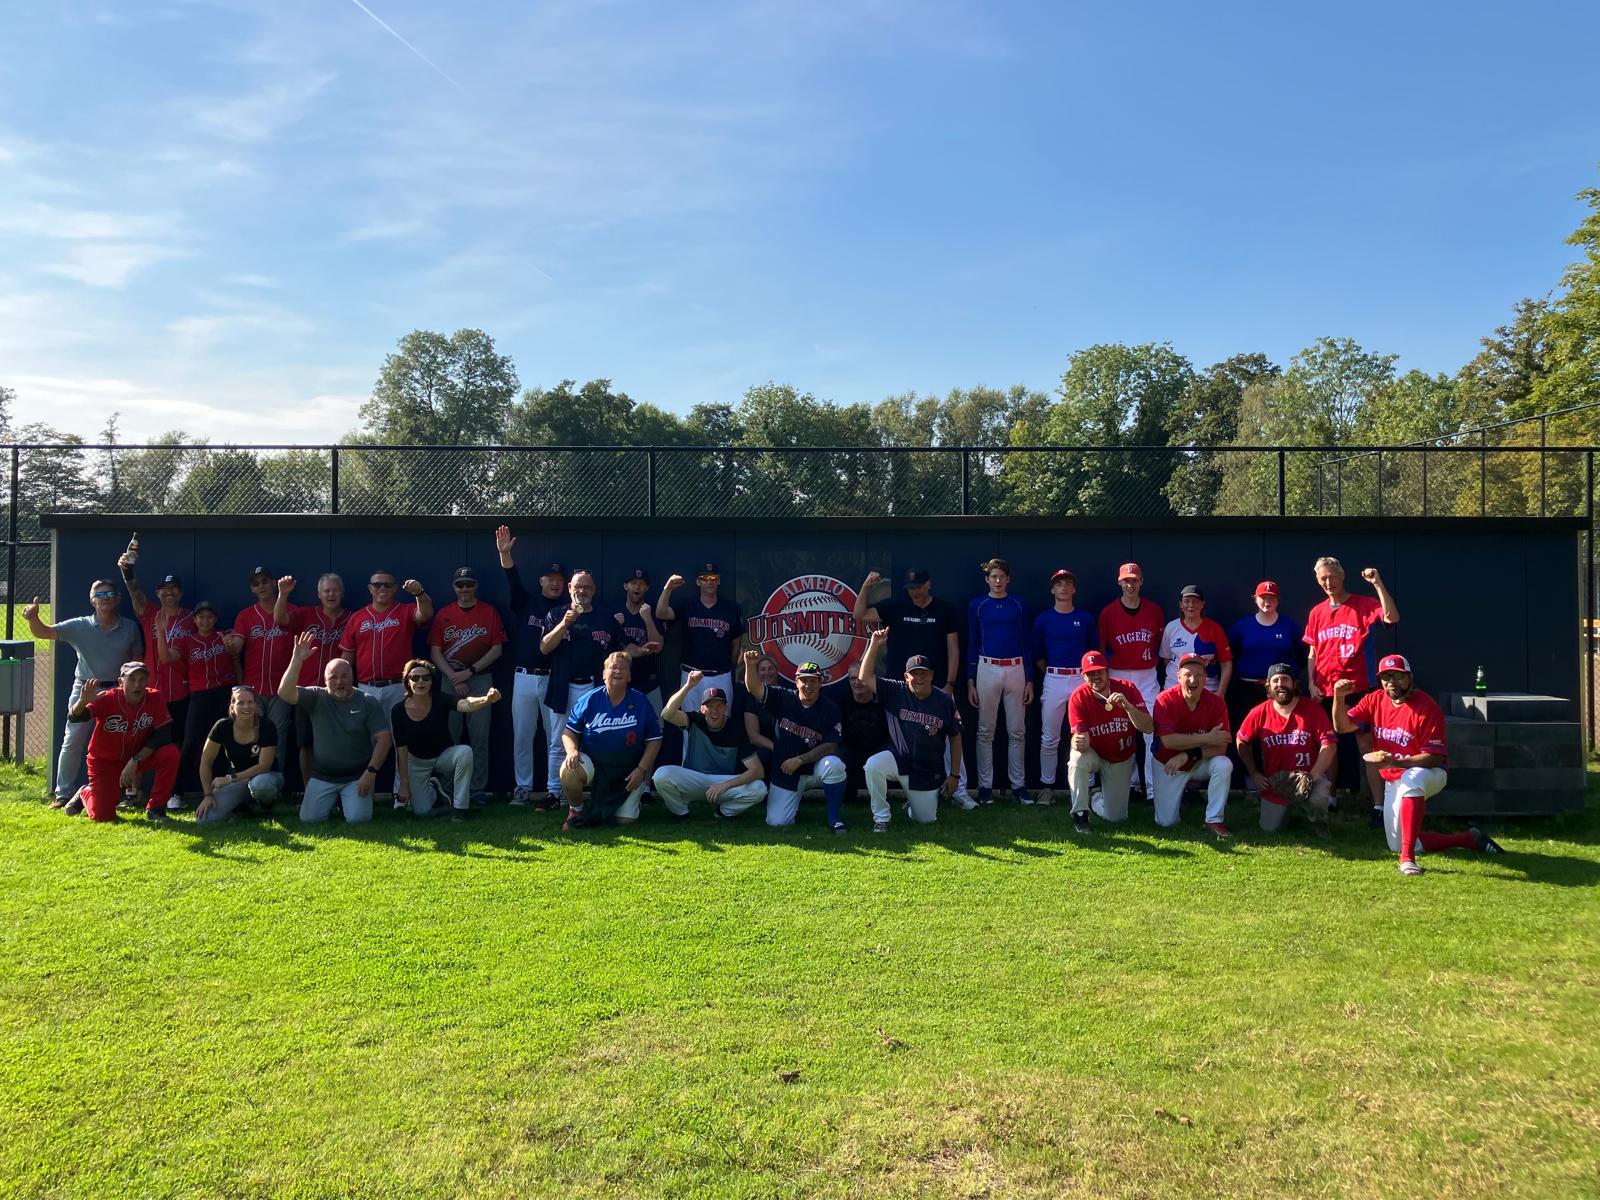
[25,579,145,804]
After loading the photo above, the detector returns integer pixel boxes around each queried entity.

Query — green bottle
[1474,666,1487,696]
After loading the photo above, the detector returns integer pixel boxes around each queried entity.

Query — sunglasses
[92,590,118,599]
[453,582,476,590]
[698,575,720,583]
[369,581,396,589]
[406,672,433,681]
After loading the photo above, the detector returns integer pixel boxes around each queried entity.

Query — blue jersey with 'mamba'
[566,686,662,767]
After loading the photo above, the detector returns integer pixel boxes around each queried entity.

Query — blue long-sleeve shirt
[1030,607,1097,669]
[968,594,1030,681]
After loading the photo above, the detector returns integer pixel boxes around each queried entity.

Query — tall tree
[1531,181,1600,426]
[1164,353,1280,516]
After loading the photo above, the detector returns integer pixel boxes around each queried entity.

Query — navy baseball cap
[193,600,218,615]
[248,565,273,581]
[904,655,934,673]
[1179,584,1204,600]
[701,687,728,702]
[627,568,651,583]
[1266,663,1297,680]
[539,562,566,578]
[795,661,824,678]
[698,562,721,577]
[453,566,478,584]
[157,574,182,588]
[904,567,931,585]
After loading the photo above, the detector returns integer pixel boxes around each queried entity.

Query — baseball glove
[1265,770,1314,801]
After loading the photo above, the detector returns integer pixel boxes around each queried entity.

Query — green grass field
[0,602,53,651]
[3,762,1598,1199]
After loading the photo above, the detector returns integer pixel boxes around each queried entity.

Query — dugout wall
[42,514,1585,804]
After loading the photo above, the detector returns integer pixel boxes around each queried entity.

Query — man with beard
[281,632,393,824]
[856,629,964,831]
[1236,663,1335,833]
[1333,655,1503,876]
[658,563,742,710]
[1097,562,1163,799]
[559,651,663,829]
[739,650,847,830]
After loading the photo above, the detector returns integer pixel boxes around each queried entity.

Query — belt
[365,677,401,687]
[515,667,551,676]
[980,656,1022,667]
[683,664,728,674]
[1046,666,1082,676]
[569,676,594,685]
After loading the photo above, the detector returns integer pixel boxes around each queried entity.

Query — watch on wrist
[363,765,378,775]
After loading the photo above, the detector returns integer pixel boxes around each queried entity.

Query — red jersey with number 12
[1236,697,1336,801]
[1303,594,1384,692]
[1347,689,1448,781]
[1067,678,1146,763]
[1098,599,1164,671]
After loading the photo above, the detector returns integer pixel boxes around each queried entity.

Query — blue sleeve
[1017,600,1032,683]
[565,692,588,735]
[502,564,530,615]
[1029,613,1046,665]
[642,697,663,741]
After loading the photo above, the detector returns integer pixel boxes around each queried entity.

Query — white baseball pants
[723,754,845,826]
[1038,671,1085,785]
[651,764,767,815]
[545,682,599,792]
[1382,766,1448,855]
[510,670,550,791]
[1120,666,1159,793]
[864,749,940,825]
[975,658,1026,789]
[1152,754,1233,827]
[1067,748,1135,821]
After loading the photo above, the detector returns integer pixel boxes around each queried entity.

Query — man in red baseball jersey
[1304,555,1400,824]
[1236,662,1335,833]
[428,566,508,802]
[1098,562,1163,797]
[228,567,299,763]
[117,553,192,758]
[275,572,350,788]
[1066,650,1153,833]
[341,570,434,713]
[1333,655,1502,876]
[1151,652,1234,837]
[64,661,180,823]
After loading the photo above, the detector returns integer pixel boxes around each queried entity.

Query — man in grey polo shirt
[279,631,392,823]
[25,579,145,805]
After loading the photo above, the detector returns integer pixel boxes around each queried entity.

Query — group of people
[33,532,1504,875]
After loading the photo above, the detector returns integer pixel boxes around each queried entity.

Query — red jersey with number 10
[1237,697,1336,801]
[1067,678,1146,763]
[1097,599,1164,671]
[1347,689,1448,781]
[86,687,171,762]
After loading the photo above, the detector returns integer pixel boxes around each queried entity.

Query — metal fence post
[1277,450,1286,517]
[1479,431,1487,516]
[647,449,657,518]
[1421,451,1429,517]
[1375,449,1384,516]
[330,446,341,515]
[5,447,16,641]
[1336,461,1343,516]
[959,449,971,516]
[1588,450,1595,752]
[1540,415,1548,517]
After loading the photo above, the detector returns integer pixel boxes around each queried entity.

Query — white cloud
[165,303,316,350]
[224,273,279,288]
[43,242,185,288]
[191,72,337,144]
[0,201,178,241]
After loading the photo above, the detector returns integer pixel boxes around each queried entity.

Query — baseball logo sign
[747,575,868,684]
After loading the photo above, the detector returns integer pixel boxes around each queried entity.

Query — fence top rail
[3,441,1599,455]
[1318,399,1600,467]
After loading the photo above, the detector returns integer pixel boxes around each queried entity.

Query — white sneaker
[1090,790,1105,819]
[166,795,186,811]
[951,790,978,811]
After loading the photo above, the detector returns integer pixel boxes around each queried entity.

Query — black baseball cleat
[1072,810,1091,834]
[975,788,995,806]
[1471,826,1504,854]
[451,807,473,822]
[1368,806,1383,830]
[833,821,850,835]
[145,807,172,825]
[63,796,85,817]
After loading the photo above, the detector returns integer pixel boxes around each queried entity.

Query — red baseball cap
[1377,654,1412,675]
[1254,580,1280,597]
[1080,650,1108,672]
[1050,568,1075,583]
[1117,562,1141,581]
[1177,652,1207,667]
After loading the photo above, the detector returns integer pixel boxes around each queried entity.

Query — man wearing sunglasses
[340,571,433,804]
[427,566,507,804]
[229,567,300,771]
[657,562,742,711]
[25,580,144,807]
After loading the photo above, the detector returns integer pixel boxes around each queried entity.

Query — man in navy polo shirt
[559,651,663,829]
[496,526,568,806]
[658,562,742,710]
[1031,567,1097,807]
[856,629,964,832]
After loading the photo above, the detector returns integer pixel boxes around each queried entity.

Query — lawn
[2,763,1597,1200]
[0,602,52,651]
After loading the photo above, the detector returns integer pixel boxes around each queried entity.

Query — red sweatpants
[83,745,180,822]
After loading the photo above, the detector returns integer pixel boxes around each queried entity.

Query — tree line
[2,176,1597,529]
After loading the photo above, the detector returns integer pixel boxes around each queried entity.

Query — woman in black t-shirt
[392,658,500,819]
[195,685,282,823]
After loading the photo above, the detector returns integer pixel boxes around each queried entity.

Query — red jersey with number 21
[1067,678,1146,762]
[1347,689,1448,781]
[1303,594,1384,692]
[1236,698,1336,801]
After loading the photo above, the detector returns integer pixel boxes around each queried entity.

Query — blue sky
[2,0,1597,442]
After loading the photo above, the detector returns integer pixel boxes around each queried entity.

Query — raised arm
[280,631,317,704]
[402,579,433,625]
[655,574,685,623]
[856,627,886,696]
[1363,567,1399,624]
[454,686,502,714]
[661,671,701,728]
[853,571,883,625]
[741,648,764,703]
[273,576,297,628]
[22,598,56,642]
[118,554,151,617]
[1330,678,1358,733]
